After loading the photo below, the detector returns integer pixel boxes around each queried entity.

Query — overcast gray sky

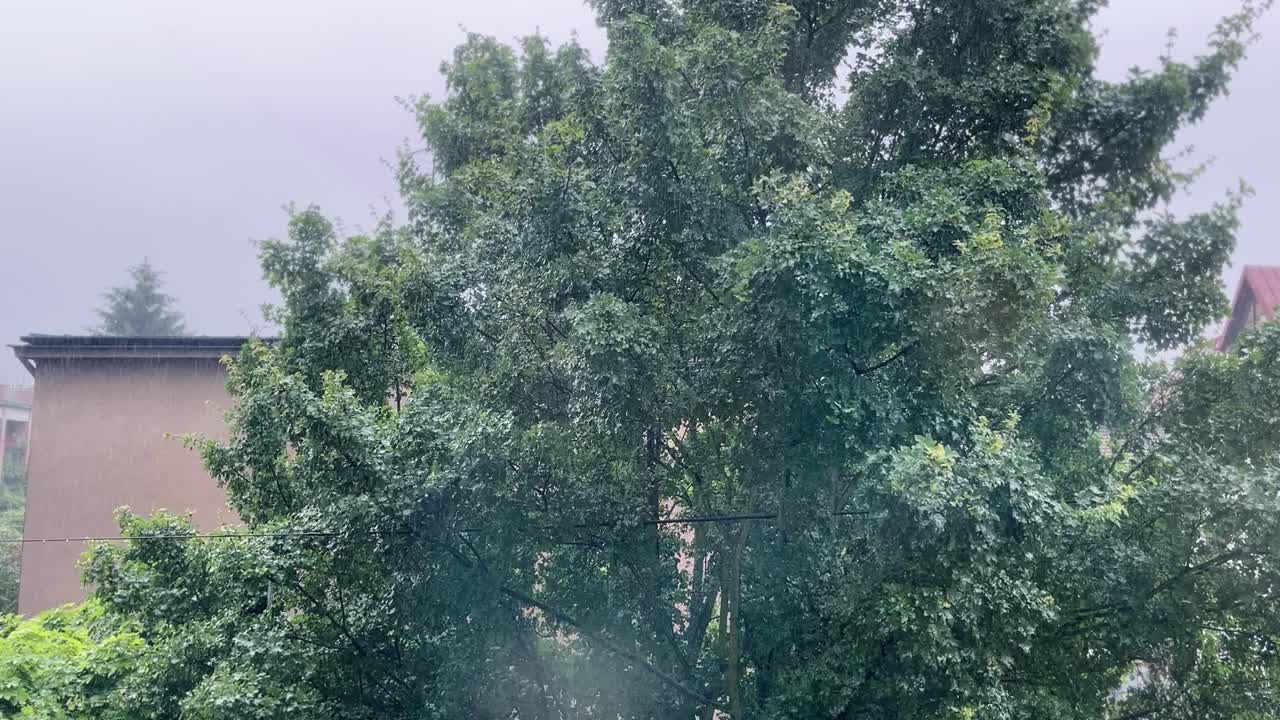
[1,1,1275,384]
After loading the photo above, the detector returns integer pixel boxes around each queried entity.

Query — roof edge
[10,335,276,375]
[16,334,270,348]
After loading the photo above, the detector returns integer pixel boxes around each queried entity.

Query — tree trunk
[724,523,749,719]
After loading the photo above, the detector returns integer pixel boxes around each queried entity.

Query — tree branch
[498,583,721,711]
[847,340,918,376]
[424,530,722,711]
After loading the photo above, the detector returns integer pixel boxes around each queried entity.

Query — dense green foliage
[95,259,187,336]
[15,1,1280,718]
[0,448,26,614]
[0,601,143,718]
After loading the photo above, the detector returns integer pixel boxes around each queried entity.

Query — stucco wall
[18,357,236,614]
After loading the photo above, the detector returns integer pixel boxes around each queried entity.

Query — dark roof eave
[10,335,276,374]
[16,334,270,349]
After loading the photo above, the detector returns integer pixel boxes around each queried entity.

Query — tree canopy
[95,259,187,336]
[11,1,1280,718]
[0,460,23,615]
[0,601,142,718]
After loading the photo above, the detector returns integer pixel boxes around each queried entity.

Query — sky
[0,0,1276,384]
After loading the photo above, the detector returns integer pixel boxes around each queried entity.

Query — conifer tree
[95,259,186,336]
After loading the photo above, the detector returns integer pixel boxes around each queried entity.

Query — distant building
[11,335,255,614]
[0,384,33,483]
[1216,265,1280,350]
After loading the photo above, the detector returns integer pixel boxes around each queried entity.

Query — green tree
[0,601,143,718]
[0,444,27,614]
[0,472,22,615]
[95,259,187,336]
[76,1,1280,718]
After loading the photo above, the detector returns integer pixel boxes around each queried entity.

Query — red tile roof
[1244,266,1280,322]
[1217,266,1280,350]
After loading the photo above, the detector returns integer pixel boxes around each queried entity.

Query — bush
[0,600,143,719]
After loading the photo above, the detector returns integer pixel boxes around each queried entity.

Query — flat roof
[11,335,274,374]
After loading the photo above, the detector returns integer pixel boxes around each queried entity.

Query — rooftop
[0,384,33,411]
[1240,266,1280,322]
[1217,266,1280,350]
[11,335,273,375]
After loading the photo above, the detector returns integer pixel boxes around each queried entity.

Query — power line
[0,507,868,708]
[0,530,371,544]
[0,509,868,545]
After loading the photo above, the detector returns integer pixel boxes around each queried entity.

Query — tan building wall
[14,337,246,614]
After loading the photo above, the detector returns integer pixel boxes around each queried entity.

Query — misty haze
[2,1,1280,718]
[1,1,1275,383]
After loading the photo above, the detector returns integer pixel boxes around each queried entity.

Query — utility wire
[0,509,868,544]
[0,530,376,544]
[0,507,868,709]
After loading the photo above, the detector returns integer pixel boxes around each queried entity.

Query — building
[0,384,33,484]
[1216,265,1280,350]
[11,335,254,614]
